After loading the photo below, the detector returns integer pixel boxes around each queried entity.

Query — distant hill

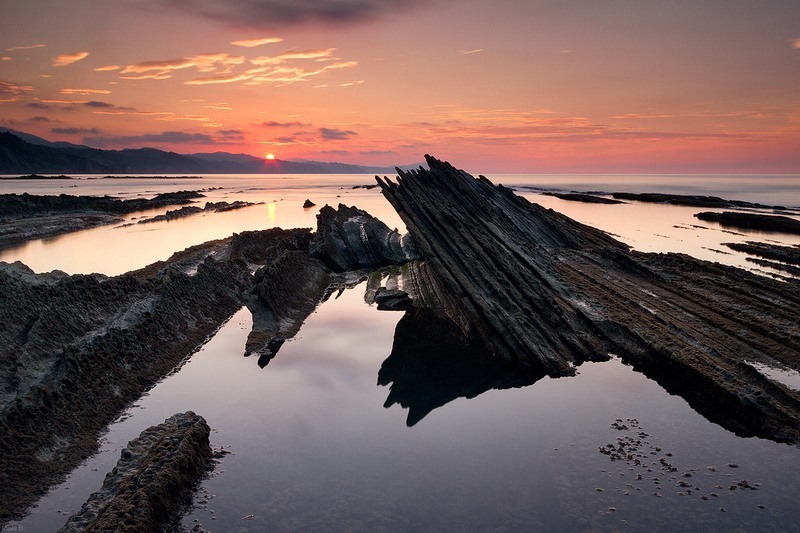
[0,130,418,175]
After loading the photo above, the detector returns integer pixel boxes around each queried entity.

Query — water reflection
[378,308,546,426]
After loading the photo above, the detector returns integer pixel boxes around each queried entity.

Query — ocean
[2,173,800,532]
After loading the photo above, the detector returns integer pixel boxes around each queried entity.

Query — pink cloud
[52,52,89,67]
[231,37,284,47]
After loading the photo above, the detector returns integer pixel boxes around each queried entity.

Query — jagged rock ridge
[377,155,800,443]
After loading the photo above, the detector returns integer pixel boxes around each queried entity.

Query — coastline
[0,165,796,528]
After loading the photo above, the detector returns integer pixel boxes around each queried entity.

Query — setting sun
[265,153,275,160]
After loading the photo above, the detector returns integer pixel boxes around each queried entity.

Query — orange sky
[1,0,798,172]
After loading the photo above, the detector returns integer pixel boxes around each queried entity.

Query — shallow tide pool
[3,173,800,531]
[11,280,800,532]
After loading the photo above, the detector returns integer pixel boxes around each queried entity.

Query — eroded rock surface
[695,211,800,235]
[0,191,205,251]
[377,155,800,444]
[59,411,212,533]
[310,203,418,272]
[0,227,311,522]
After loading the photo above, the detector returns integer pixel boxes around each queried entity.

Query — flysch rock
[1,200,422,524]
[0,227,312,523]
[0,191,205,251]
[377,155,800,444]
[310,203,418,272]
[59,412,212,533]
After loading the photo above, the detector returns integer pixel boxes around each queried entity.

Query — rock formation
[245,249,331,365]
[543,192,625,204]
[695,211,800,235]
[59,412,212,532]
[0,198,427,523]
[0,228,311,522]
[310,203,418,272]
[0,191,205,251]
[724,241,800,276]
[377,155,800,444]
[611,192,787,210]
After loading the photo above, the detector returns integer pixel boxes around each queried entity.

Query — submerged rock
[310,203,418,272]
[59,412,212,532]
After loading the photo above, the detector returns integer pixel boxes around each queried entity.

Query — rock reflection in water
[378,308,547,426]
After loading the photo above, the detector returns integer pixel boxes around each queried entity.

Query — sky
[0,0,798,173]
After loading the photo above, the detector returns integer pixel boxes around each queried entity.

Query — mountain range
[0,129,416,175]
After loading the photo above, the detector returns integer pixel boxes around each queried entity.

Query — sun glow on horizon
[265,153,275,160]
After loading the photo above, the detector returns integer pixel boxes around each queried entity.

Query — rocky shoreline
[2,160,799,527]
[0,190,205,251]
[0,201,414,524]
[377,156,800,443]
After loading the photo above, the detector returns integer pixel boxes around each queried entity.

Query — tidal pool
[12,280,800,532]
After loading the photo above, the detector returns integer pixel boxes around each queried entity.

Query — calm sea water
[2,173,800,532]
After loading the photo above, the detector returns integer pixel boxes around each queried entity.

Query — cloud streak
[231,37,283,47]
[154,0,424,28]
[84,131,217,147]
[120,53,245,79]
[0,81,33,96]
[61,88,113,96]
[6,44,45,52]
[52,127,103,135]
[52,52,89,67]
[319,127,357,140]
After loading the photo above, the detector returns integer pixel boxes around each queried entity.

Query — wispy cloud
[319,127,357,141]
[52,127,103,135]
[114,47,355,87]
[262,120,311,128]
[6,44,45,52]
[792,38,800,49]
[459,49,484,55]
[187,49,356,86]
[84,130,217,147]
[0,81,34,96]
[84,101,116,108]
[61,88,112,96]
[231,37,283,47]
[151,0,424,28]
[120,53,245,79]
[52,51,89,67]
[94,65,121,72]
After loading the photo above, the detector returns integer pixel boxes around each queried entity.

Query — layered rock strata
[695,211,800,235]
[59,412,212,532]
[310,203,418,272]
[0,191,205,251]
[0,201,421,523]
[377,155,800,444]
[0,227,313,522]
